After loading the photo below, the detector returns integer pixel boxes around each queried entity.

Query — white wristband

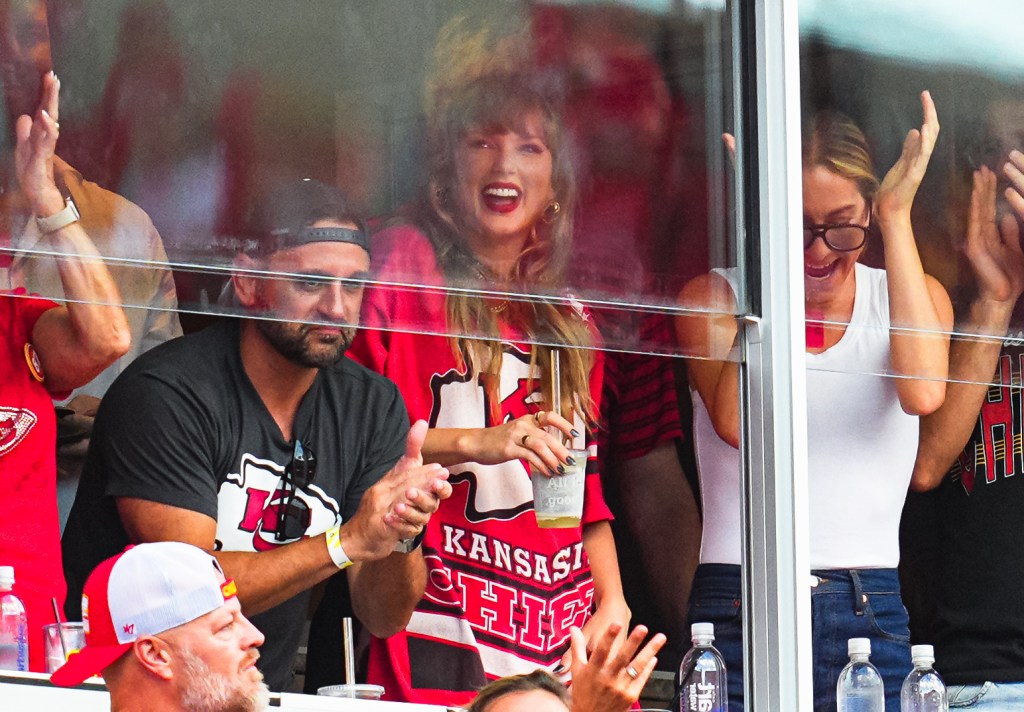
[325,525,353,569]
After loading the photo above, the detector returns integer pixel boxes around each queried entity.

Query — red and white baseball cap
[51,541,239,687]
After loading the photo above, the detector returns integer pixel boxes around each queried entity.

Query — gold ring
[625,665,639,680]
[534,411,543,425]
[521,434,530,446]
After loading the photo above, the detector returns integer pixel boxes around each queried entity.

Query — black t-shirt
[62,319,409,691]
[932,341,1024,684]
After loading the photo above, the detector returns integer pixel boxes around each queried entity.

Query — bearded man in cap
[52,541,268,712]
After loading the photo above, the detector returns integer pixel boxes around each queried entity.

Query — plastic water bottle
[0,566,29,671]
[679,622,728,712]
[837,638,884,712]
[900,645,947,711]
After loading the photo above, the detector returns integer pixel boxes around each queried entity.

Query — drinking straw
[551,350,561,422]
[51,597,68,661]
[342,616,355,686]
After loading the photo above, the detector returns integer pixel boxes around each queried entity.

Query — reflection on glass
[4,1,740,355]
[801,2,1024,705]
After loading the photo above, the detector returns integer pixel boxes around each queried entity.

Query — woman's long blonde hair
[415,22,596,427]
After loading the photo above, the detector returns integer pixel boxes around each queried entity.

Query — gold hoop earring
[542,200,561,224]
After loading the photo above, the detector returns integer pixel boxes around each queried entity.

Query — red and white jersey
[350,225,612,706]
[0,290,65,672]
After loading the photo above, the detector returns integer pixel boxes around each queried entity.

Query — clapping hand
[14,71,63,216]
[877,90,940,221]
[1004,149,1024,230]
[348,420,451,560]
[963,163,1024,306]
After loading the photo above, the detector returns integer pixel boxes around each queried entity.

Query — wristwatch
[394,529,426,554]
[36,197,80,235]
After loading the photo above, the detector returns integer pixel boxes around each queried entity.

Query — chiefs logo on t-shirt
[0,406,38,456]
[215,453,342,552]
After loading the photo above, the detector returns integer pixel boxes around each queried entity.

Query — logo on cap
[221,579,238,599]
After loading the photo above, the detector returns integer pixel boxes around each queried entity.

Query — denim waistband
[692,564,901,596]
[809,568,901,594]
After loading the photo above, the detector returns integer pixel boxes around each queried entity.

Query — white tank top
[692,263,918,568]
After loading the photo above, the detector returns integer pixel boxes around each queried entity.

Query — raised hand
[567,624,666,712]
[964,164,1024,306]
[13,71,63,215]
[876,90,940,221]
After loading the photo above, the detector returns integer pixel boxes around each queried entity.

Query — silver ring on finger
[625,665,639,680]
[521,434,530,446]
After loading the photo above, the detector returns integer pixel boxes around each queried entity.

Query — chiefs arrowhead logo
[24,343,44,382]
[0,406,38,456]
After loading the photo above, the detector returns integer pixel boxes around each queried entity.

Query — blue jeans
[685,565,912,712]
[810,568,911,712]
[949,682,1024,708]
[685,564,746,712]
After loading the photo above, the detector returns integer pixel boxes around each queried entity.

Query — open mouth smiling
[482,183,522,213]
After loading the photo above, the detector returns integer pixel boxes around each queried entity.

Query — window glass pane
[798,1,1024,706]
[0,0,738,704]
[2,0,744,358]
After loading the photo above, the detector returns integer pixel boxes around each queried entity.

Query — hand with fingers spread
[964,164,1024,306]
[567,623,666,712]
[14,70,64,217]
[876,90,940,222]
[460,409,581,477]
[347,420,451,560]
[558,596,632,672]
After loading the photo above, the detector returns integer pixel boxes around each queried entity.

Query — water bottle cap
[911,644,935,663]
[691,622,715,640]
[0,566,13,588]
[848,637,871,656]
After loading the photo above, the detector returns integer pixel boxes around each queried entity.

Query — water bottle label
[681,665,725,712]
[685,677,720,711]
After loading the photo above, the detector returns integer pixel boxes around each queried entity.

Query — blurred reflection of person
[342,26,629,706]
[676,93,953,711]
[910,146,1024,708]
[0,70,129,672]
[0,0,181,511]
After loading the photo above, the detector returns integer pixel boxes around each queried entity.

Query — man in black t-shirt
[911,152,1024,706]
[62,181,452,691]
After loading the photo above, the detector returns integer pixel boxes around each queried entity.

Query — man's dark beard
[255,319,355,368]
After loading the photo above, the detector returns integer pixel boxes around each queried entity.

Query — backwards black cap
[248,179,370,257]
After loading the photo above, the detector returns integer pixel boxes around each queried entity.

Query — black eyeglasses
[275,439,317,542]
[803,222,870,252]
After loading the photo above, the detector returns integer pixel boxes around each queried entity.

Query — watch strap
[393,528,426,554]
[36,198,80,235]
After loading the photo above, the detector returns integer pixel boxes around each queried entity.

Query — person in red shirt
[343,27,629,705]
[1,70,129,671]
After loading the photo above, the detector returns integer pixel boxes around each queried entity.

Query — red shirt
[350,226,612,705]
[0,290,64,672]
